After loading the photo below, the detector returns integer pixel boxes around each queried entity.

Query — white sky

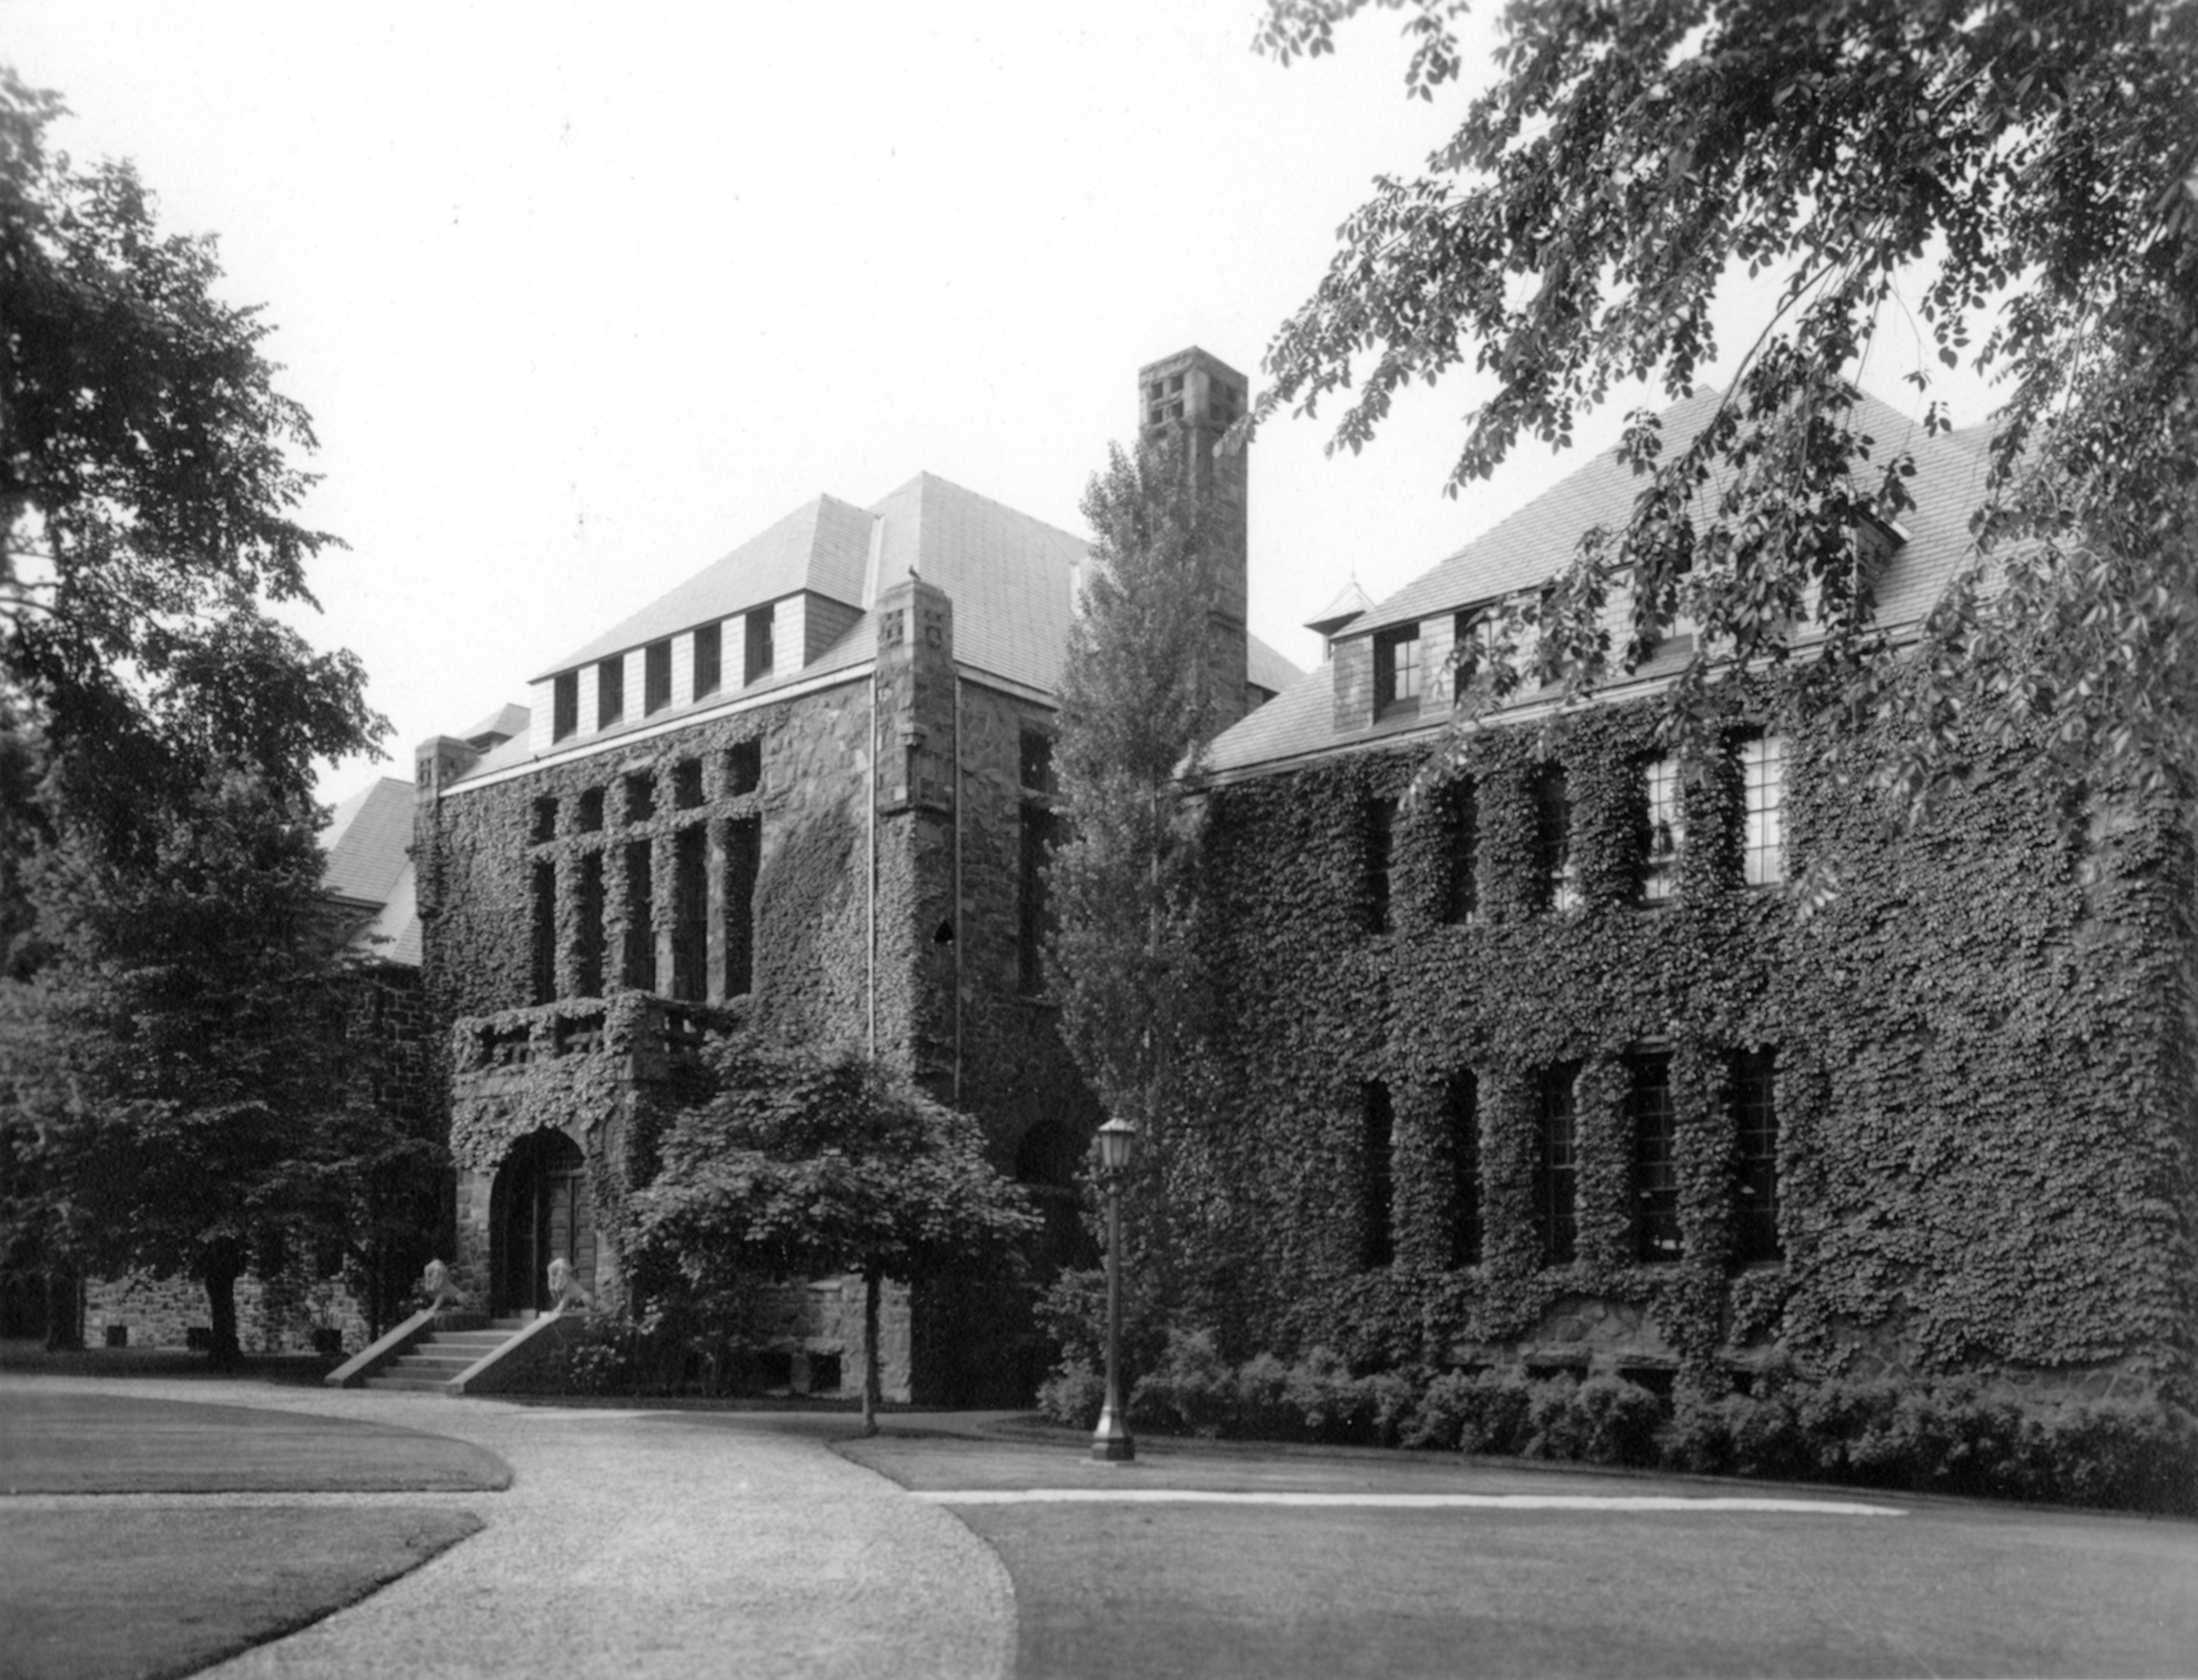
[7,0,1993,799]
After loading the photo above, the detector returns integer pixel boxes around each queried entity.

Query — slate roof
[322,778,413,907]
[457,472,1304,788]
[535,494,875,679]
[459,702,530,748]
[320,776,420,966]
[1208,385,1997,776]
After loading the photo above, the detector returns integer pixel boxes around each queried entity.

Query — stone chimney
[1137,347,1251,733]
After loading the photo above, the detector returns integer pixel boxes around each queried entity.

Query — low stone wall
[85,1265,372,1357]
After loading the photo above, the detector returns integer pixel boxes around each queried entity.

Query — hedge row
[1038,1329,2198,1514]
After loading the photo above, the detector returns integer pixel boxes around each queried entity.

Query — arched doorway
[490,1128,594,1315]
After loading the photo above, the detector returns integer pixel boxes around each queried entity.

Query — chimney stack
[1137,347,1251,733]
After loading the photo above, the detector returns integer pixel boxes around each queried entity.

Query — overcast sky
[9,1,1992,799]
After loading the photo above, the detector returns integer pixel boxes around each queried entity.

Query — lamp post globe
[1091,1118,1139,1463]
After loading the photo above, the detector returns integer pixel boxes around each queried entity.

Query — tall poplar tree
[1046,432,1233,1330]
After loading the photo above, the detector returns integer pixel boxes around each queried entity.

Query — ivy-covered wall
[1182,696,2197,1406]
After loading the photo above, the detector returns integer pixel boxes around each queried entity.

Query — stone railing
[451,994,744,1084]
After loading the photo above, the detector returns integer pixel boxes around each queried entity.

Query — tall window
[531,797,558,844]
[1362,1081,1395,1269]
[1740,733,1785,886]
[1442,780,1478,924]
[726,739,762,797]
[1365,797,1396,933]
[1448,1071,1481,1267]
[1019,729,1055,795]
[1640,755,1683,904]
[1018,806,1056,994]
[597,656,625,728]
[1537,1063,1579,1264]
[1374,625,1422,718]
[644,639,673,715]
[577,787,605,833]
[552,672,579,742]
[1535,764,1577,912]
[531,861,557,1006]
[670,826,707,1002]
[692,623,722,700]
[1629,1052,1681,1262]
[624,770,655,824]
[724,817,760,997]
[621,841,653,991]
[575,851,605,997]
[744,604,775,686]
[1733,1050,1781,1262]
[672,759,704,810]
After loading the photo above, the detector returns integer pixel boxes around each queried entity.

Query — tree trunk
[42,1261,82,1352]
[203,1241,244,1369]
[861,1267,883,1437]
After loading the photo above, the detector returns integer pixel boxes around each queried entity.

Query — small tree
[629,1034,1038,1433]
[2,769,439,1365]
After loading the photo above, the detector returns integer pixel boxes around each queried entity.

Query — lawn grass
[1,1391,510,1493]
[0,1506,482,1680]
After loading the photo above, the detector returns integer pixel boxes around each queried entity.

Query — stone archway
[489,1128,594,1316]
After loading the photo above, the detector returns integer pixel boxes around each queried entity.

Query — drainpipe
[952,672,964,1108]
[868,668,878,1058]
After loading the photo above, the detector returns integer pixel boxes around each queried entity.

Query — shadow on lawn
[0,1335,339,1387]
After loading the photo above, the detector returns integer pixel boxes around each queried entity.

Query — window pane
[1630,1053,1681,1262]
[1536,765,1576,911]
[1449,1072,1481,1266]
[1641,755,1682,903]
[644,639,672,715]
[1537,1064,1578,1264]
[553,672,578,741]
[1363,1081,1395,1269]
[1733,1050,1780,1262]
[1443,780,1478,924]
[597,657,624,728]
[693,623,722,699]
[1742,734,1785,886]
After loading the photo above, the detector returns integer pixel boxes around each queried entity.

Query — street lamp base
[1090,1405,1135,1463]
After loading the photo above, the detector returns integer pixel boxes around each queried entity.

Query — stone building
[413,349,1297,1402]
[1178,385,2196,1409]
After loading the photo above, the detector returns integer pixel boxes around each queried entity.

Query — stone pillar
[872,576,958,1097]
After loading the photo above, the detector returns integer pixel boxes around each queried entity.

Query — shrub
[1131,1328,1236,1436]
[1037,1357,1105,1429]
[1232,1352,1298,1441]
[1401,1369,1480,1451]
[1565,1374,1664,1467]
[1454,1370,1536,1457]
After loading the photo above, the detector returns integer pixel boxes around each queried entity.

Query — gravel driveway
[7,1377,1014,1680]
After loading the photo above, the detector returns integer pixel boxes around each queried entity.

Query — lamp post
[1091,1116,1139,1463]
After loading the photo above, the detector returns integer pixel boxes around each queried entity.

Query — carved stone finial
[423,1259,456,1309]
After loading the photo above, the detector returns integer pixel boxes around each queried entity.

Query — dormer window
[745,605,775,686]
[644,639,672,715]
[1374,625,1422,720]
[552,672,578,742]
[693,623,722,700]
[1453,606,1501,701]
[597,656,625,728]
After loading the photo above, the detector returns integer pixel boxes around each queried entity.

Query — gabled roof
[460,702,530,749]
[320,776,421,966]
[1248,635,1302,696]
[321,778,413,907]
[1207,384,1996,776]
[535,493,875,679]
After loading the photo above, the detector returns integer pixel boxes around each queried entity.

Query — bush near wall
[1160,689,2193,1410]
[1038,1329,2198,1513]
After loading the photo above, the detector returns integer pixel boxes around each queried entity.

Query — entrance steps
[362,1316,536,1393]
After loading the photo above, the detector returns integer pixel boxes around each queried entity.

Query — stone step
[363,1374,453,1392]
[387,1355,479,1374]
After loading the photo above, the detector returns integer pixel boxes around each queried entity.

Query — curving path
[3,1377,1015,1680]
